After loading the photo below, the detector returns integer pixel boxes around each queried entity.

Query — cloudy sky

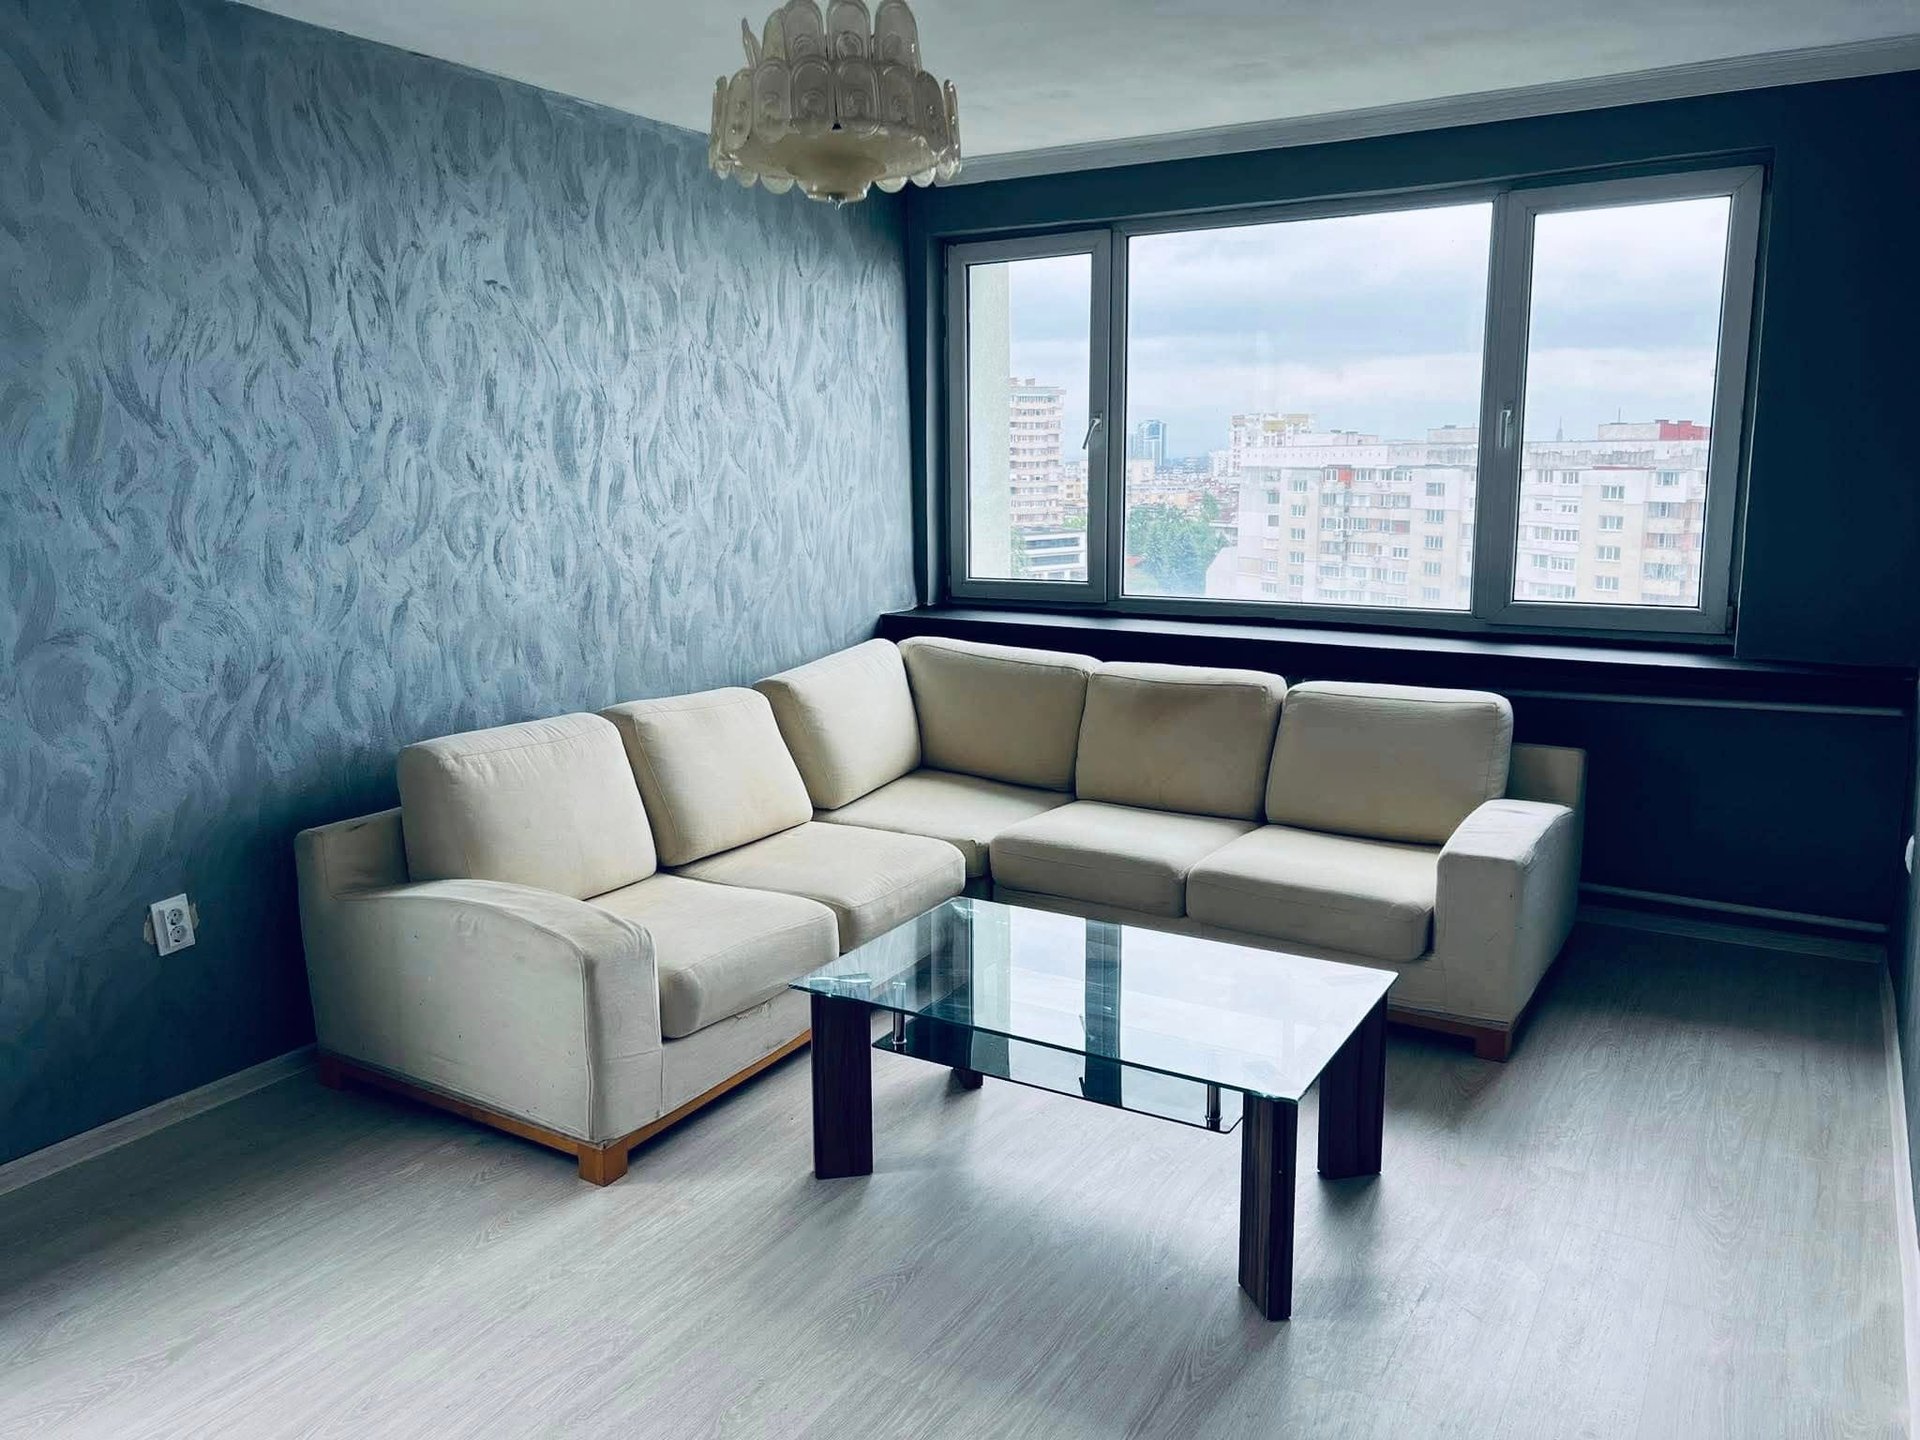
[999,195,1731,461]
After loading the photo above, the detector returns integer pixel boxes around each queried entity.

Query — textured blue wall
[0,0,914,1164]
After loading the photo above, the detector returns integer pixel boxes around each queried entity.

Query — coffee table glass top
[792,897,1394,1107]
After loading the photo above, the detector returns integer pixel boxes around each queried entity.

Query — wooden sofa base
[316,1032,812,1186]
[315,1006,1516,1188]
[1389,1008,1512,1061]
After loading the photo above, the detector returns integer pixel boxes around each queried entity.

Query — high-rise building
[1008,379,1066,530]
[1129,418,1168,467]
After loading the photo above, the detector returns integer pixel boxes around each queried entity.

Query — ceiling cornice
[948,35,1920,185]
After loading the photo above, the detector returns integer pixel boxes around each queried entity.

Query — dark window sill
[877,606,1917,711]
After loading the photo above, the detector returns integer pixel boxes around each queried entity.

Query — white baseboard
[1878,971,1920,1425]
[0,1046,316,1199]
[1578,900,1888,964]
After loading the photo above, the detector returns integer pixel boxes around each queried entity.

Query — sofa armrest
[297,858,663,1142]
[1432,799,1581,1026]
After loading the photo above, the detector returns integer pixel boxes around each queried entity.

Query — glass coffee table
[791,896,1393,1321]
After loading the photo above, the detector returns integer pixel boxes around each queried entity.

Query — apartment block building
[1008,379,1068,530]
[1219,417,1711,611]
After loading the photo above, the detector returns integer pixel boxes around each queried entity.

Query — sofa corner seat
[815,769,1071,878]
[601,685,965,951]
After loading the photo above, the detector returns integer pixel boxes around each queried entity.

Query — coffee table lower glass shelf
[791,897,1393,1321]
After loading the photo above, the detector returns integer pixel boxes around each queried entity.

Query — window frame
[1475,165,1764,635]
[944,230,1113,604]
[937,164,1765,642]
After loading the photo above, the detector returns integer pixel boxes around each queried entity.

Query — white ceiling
[245,0,1920,175]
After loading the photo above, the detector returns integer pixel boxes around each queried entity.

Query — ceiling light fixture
[709,0,961,204]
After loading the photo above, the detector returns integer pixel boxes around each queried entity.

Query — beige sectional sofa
[296,634,1583,1185]
[759,637,1584,1058]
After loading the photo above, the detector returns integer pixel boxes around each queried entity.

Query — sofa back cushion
[899,636,1098,791]
[397,714,656,899]
[1265,681,1513,845]
[601,688,813,866]
[1074,663,1287,821]
[755,640,920,810]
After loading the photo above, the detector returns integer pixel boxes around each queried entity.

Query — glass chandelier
[709,0,961,204]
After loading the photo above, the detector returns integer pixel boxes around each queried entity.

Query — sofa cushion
[675,821,965,951]
[989,800,1256,918]
[899,636,1098,791]
[1265,682,1514,846]
[818,768,1072,878]
[590,874,837,1040]
[397,714,655,900]
[756,640,921,810]
[601,689,813,867]
[1074,663,1286,821]
[1187,825,1439,963]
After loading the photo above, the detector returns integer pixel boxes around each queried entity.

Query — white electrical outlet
[149,894,197,956]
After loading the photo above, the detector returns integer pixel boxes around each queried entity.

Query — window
[1121,201,1490,611]
[943,167,1759,636]
[947,235,1105,591]
[1487,170,1757,627]
[1595,575,1621,593]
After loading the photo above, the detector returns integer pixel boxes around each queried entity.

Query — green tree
[1126,497,1228,595]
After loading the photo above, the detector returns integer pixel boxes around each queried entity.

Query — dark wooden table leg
[1318,995,1387,1179]
[953,1066,984,1090]
[1239,1096,1298,1321]
[810,994,873,1179]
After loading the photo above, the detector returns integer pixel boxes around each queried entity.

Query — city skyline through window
[948,166,1757,630]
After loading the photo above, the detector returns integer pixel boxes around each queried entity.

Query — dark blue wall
[905,71,1920,670]
[0,0,914,1165]
[895,71,1920,938]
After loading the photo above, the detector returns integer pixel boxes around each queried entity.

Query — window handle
[1082,414,1104,451]
[1499,405,1516,450]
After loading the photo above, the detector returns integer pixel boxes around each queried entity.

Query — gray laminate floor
[0,922,1908,1439]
